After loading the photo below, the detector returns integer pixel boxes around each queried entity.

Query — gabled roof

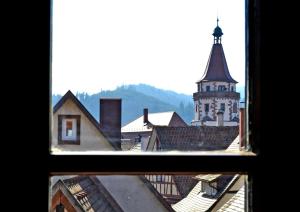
[53,90,121,150]
[147,126,239,151]
[172,175,239,212]
[198,44,238,83]
[96,175,174,212]
[122,111,186,133]
[53,176,124,212]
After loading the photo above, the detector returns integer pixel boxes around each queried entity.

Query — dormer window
[201,181,218,197]
[58,115,81,145]
[196,174,221,197]
[196,174,234,198]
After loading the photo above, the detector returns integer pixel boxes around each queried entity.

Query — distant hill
[52,85,194,126]
[126,84,192,108]
[52,84,245,126]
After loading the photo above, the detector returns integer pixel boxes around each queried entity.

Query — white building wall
[191,120,238,126]
[193,81,239,125]
[200,81,235,92]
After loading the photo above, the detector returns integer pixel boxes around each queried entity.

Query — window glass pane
[50,174,249,211]
[51,0,247,154]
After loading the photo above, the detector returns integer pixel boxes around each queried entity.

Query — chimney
[143,108,148,124]
[100,98,122,149]
[239,107,245,150]
[216,110,224,126]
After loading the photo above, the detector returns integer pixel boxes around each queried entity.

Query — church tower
[192,19,240,126]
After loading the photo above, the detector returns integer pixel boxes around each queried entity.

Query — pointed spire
[213,18,223,44]
[198,20,237,84]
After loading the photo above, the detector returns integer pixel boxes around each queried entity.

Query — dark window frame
[58,115,81,145]
[48,0,263,211]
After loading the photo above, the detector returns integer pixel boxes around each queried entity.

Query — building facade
[192,20,240,126]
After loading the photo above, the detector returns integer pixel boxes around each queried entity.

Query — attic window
[58,115,81,145]
[66,121,73,136]
[201,181,218,197]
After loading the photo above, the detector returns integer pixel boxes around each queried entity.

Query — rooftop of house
[147,126,239,151]
[52,175,174,212]
[217,185,245,212]
[225,135,240,152]
[172,175,239,212]
[122,111,178,133]
[52,176,123,212]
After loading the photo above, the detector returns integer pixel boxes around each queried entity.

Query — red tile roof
[148,126,239,151]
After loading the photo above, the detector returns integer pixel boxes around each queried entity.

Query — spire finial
[212,18,223,44]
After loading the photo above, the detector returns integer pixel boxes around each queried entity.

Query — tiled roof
[172,181,218,212]
[198,44,237,83]
[122,111,175,132]
[226,136,240,152]
[217,185,245,212]
[148,126,238,151]
[172,175,238,212]
[194,174,222,182]
[62,176,123,212]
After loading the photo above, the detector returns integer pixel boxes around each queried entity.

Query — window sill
[51,150,256,156]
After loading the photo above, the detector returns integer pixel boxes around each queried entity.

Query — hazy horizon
[52,82,245,98]
[52,0,245,95]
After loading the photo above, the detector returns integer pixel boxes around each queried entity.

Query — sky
[52,0,245,95]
